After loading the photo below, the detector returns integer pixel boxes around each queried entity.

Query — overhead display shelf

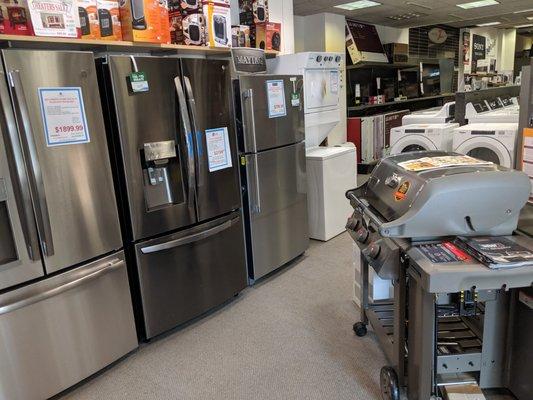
[0,35,279,57]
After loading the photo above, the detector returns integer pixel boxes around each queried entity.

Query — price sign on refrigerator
[205,127,232,172]
[266,79,287,118]
[38,87,90,147]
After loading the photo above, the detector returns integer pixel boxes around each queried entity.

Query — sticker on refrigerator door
[330,70,339,94]
[38,87,90,147]
[266,79,286,118]
[128,71,149,93]
[205,127,233,172]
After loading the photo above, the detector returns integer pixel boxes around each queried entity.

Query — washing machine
[452,123,518,168]
[268,52,356,241]
[390,123,459,155]
[402,102,455,125]
[306,146,356,241]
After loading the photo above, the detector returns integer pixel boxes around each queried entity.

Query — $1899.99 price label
[54,124,85,133]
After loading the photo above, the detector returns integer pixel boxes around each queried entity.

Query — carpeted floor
[58,233,388,400]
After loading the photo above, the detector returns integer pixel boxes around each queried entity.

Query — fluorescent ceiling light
[476,21,501,26]
[405,2,432,10]
[515,24,533,28]
[334,0,381,10]
[514,9,533,14]
[457,0,499,10]
[527,16,533,20]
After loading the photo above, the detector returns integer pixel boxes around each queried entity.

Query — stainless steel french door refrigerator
[234,74,309,281]
[97,55,247,340]
[0,50,138,400]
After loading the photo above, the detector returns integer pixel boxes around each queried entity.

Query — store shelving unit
[0,34,279,57]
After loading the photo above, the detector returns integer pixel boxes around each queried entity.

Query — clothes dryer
[390,123,459,155]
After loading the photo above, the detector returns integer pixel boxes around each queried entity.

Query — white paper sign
[28,0,80,38]
[330,70,339,94]
[266,80,286,118]
[205,127,232,172]
[38,87,90,147]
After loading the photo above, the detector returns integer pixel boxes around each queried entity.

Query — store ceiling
[293,0,533,34]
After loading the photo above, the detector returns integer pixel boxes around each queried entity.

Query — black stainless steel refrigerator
[97,55,247,340]
[233,74,309,281]
[0,50,138,400]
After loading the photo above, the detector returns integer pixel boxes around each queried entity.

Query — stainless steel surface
[9,69,55,258]
[0,251,137,400]
[174,75,197,214]
[140,218,233,254]
[246,142,309,279]
[107,55,195,241]
[134,212,247,339]
[238,75,305,153]
[180,58,241,222]
[2,49,122,274]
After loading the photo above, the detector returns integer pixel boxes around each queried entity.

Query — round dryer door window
[390,135,438,155]
[455,137,512,168]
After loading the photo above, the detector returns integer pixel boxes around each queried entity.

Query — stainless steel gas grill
[346,151,533,400]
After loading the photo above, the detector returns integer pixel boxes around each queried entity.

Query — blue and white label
[266,80,286,118]
[38,87,90,147]
[205,127,232,172]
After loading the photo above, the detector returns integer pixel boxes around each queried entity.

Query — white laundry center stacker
[268,52,357,241]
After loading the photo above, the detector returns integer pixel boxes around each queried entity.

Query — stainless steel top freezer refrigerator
[97,55,247,340]
[233,74,309,281]
[0,49,137,400]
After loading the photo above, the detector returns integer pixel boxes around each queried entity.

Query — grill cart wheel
[352,322,367,337]
[380,366,400,400]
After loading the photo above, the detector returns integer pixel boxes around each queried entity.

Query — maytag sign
[231,48,267,74]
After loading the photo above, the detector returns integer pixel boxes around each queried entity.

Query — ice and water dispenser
[141,140,184,211]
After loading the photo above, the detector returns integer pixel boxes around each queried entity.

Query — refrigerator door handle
[242,89,258,153]
[0,69,40,261]
[0,258,124,316]
[183,76,204,188]
[8,70,55,258]
[140,217,236,254]
[174,76,196,211]
[251,154,261,214]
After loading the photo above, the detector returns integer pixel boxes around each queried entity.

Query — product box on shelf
[168,0,183,44]
[238,0,267,25]
[78,0,99,38]
[120,0,170,43]
[0,0,33,36]
[254,21,280,51]
[27,0,80,37]
[231,24,250,47]
[202,1,230,47]
[181,11,204,45]
[97,0,121,40]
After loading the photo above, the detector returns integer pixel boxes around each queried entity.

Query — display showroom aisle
[58,234,386,400]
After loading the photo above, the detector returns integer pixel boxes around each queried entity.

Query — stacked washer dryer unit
[268,52,357,241]
[453,98,519,168]
[389,102,458,155]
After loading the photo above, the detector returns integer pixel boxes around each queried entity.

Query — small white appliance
[465,99,519,124]
[453,123,519,168]
[268,52,355,241]
[402,102,455,125]
[306,146,356,241]
[390,123,459,155]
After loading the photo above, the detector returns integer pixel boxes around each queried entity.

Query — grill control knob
[356,228,369,243]
[346,217,360,231]
[385,176,399,188]
[366,243,381,259]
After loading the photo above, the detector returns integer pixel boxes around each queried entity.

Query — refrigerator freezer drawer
[0,251,138,400]
[246,142,309,280]
[135,211,247,339]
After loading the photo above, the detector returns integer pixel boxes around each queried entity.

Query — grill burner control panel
[347,209,400,280]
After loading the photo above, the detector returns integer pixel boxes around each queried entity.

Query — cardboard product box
[120,0,170,43]
[238,0,267,25]
[168,0,183,44]
[181,11,204,45]
[179,0,201,14]
[78,0,99,38]
[202,1,230,48]
[27,0,80,37]
[97,0,121,40]
[255,21,280,51]
[231,24,250,47]
[0,0,33,36]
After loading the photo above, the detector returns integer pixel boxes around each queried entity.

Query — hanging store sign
[472,34,486,61]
